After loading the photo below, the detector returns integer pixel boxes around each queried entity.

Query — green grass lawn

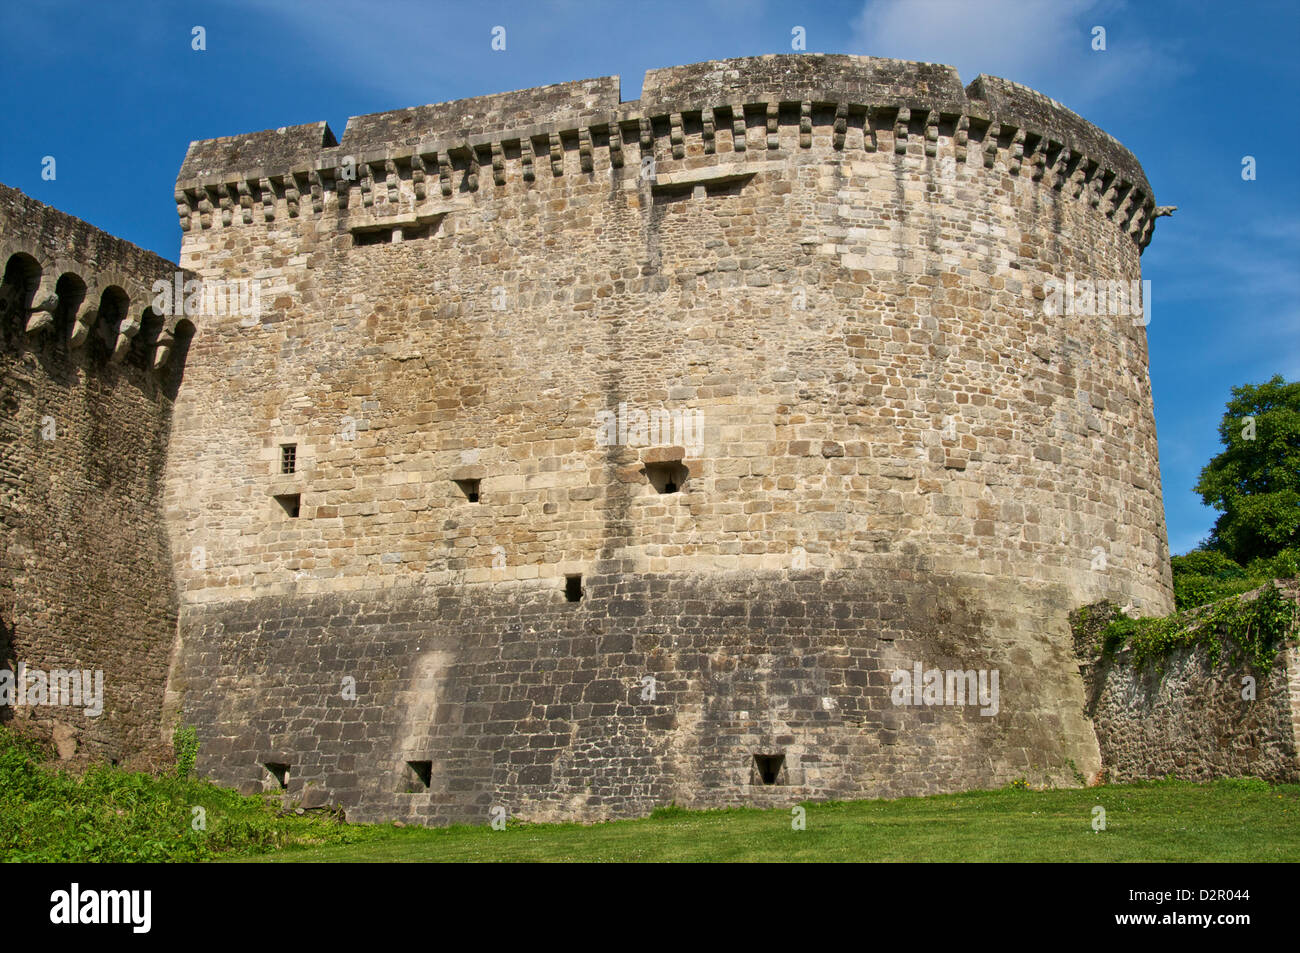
[235,778,1300,863]
[6,729,1296,862]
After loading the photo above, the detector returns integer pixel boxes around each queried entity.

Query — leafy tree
[1169,549,1244,580]
[1169,546,1300,611]
[1194,375,1300,564]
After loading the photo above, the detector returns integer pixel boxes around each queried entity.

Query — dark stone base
[171,567,1100,825]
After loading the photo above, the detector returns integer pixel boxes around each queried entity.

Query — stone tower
[163,55,1170,823]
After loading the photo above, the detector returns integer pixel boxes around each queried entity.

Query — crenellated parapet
[1,184,195,770]
[172,54,1161,251]
[0,184,198,373]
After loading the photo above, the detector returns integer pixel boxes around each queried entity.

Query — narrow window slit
[280,443,296,474]
[565,575,583,602]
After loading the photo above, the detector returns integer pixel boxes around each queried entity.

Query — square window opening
[275,493,301,518]
[454,478,481,503]
[263,762,290,789]
[405,760,432,790]
[644,460,688,494]
[753,753,785,786]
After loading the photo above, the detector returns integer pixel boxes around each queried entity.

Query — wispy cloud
[1147,207,1300,378]
[214,0,612,109]
[851,0,1185,108]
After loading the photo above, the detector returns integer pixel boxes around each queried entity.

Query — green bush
[1172,573,1256,612]
[1247,547,1300,580]
[1170,550,1246,580]
[1219,777,1270,792]
[1101,582,1298,675]
[0,727,376,862]
[1169,547,1297,611]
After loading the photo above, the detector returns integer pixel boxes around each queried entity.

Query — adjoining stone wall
[162,54,1172,821]
[1092,644,1300,783]
[0,183,195,765]
[1081,588,1300,783]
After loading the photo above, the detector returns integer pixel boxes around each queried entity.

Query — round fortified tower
[164,55,1171,823]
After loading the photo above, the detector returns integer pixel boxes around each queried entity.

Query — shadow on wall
[159,319,196,402]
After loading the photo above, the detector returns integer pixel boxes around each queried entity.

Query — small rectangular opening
[263,761,290,789]
[753,753,785,785]
[353,229,391,246]
[651,169,758,200]
[454,478,481,503]
[565,574,583,602]
[405,760,432,790]
[644,461,688,494]
[274,493,301,518]
[280,443,297,474]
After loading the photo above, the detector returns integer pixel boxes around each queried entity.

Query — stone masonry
[1079,585,1300,784]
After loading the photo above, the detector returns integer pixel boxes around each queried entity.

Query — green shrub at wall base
[172,724,198,779]
[0,727,373,862]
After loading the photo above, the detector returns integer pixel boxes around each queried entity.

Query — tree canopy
[1194,375,1300,564]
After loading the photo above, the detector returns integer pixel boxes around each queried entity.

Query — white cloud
[850,0,1182,109]
[216,0,594,107]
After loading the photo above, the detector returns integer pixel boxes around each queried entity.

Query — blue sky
[3,0,1296,555]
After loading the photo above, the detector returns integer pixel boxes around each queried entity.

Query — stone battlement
[174,55,1158,251]
[1,184,196,767]
[0,183,196,372]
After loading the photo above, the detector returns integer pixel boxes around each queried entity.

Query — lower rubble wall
[1089,638,1300,784]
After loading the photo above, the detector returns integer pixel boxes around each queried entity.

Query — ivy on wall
[1072,582,1298,676]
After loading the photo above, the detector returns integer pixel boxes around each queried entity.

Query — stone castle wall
[1094,643,1300,783]
[162,54,1172,823]
[0,183,196,765]
[1082,586,1300,784]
